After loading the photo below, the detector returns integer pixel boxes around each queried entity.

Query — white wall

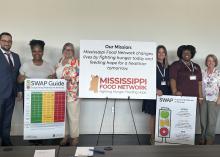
[1,0,220,135]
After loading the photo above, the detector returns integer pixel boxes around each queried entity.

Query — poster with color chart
[155,95,197,145]
[24,79,67,140]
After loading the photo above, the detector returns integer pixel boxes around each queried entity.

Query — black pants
[0,94,16,145]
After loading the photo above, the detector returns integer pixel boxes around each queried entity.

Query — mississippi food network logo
[89,75,147,93]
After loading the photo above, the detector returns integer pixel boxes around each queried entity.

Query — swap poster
[24,79,67,140]
[155,95,197,145]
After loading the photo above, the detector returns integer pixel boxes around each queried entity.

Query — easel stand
[96,96,140,150]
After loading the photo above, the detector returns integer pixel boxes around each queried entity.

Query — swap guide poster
[24,79,67,140]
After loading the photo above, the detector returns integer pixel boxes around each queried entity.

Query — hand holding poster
[24,79,67,140]
[155,95,197,145]
[79,40,157,99]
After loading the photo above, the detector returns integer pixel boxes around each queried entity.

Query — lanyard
[157,64,166,78]
[182,60,194,73]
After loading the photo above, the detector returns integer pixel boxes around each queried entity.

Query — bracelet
[198,97,204,100]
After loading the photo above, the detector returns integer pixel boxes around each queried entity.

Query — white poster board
[155,95,197,145]
[79,40,156,99]
[24,79,67,140]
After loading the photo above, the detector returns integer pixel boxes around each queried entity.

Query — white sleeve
[201,69,205,78]
[19,63,26,75]
[49,63,55,74]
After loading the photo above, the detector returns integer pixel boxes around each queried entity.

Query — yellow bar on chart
[42,92,55,123]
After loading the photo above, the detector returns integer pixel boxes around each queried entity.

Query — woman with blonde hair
[200,54,220,145]
[56,43,80,146]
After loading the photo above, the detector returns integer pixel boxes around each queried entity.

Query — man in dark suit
[0,32,21,146]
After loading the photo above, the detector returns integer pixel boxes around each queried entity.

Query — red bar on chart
[54,92,66,122]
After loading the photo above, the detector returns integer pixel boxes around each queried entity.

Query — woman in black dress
[142,45,171,144]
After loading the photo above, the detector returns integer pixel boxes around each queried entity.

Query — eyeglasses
[65,49,73,52]
[0,40,12,43]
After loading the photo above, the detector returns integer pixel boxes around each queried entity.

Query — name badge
[190,75,197,80]
[161,81,166,85]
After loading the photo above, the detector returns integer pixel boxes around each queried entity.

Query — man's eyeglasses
[0,40,12,43]
[65,49,73,52]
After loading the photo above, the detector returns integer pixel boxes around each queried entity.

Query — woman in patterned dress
[200,54,220,145]
[56,43,80,146]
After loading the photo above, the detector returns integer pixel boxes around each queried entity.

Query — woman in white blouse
[18,39,55,82]
[17,39,55,145]
[200,54,220,145]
